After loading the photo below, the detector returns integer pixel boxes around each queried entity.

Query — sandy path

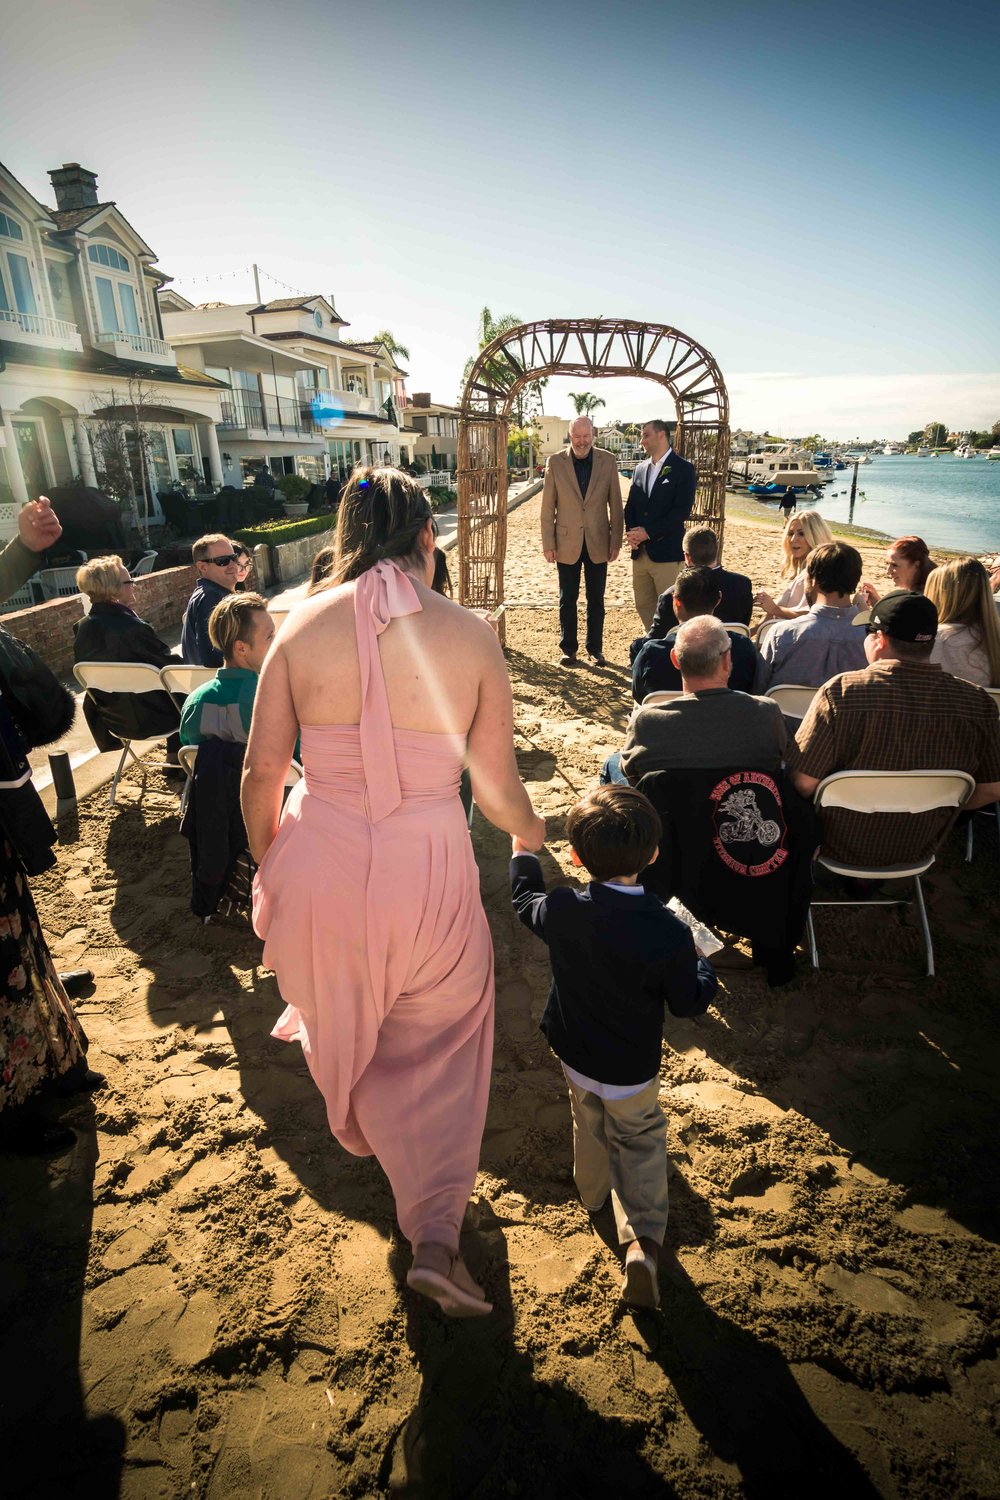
[3,494,998,1499]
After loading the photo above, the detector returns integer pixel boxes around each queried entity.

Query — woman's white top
[931,623,992,687]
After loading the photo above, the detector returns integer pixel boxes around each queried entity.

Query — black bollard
[48,749,76,804]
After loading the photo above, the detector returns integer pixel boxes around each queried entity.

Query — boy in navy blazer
[624,419,698,629]
[510,785,717,1308]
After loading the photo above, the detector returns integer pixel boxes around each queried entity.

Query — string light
[170,264,311,296]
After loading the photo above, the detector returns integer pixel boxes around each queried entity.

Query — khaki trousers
[565,1074,670,1246]
[632,556,681,630]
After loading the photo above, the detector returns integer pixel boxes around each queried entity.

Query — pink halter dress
[252,562,495,1250]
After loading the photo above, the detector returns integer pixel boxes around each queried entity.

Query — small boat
[747,482,816,498]
[988,448,1000,461]
[916,446,931,457]
[954,444,977,459]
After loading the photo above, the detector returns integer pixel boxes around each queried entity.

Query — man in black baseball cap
[852,588,938,645]
[787,589,1000,870]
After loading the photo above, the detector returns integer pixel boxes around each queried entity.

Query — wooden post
[849,460,859,523]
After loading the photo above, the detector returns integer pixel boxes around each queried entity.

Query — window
[95,276,119,334]
[296,455,324,483]
[88,243,130,272]
[118,282,140,335]
[314,310,323,330]
[269,456,295,476]
[0,245,38,317]
[171,428,194,457]
[0,212,24,242]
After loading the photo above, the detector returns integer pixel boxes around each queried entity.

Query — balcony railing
[308,388,379,421]
[96,330,172,358]
[219,392,316,436]
[0,308,83,351]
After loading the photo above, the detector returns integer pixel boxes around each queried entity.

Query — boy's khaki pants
[565,1074,670,1247]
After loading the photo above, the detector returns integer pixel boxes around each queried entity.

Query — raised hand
[18,496,63,553]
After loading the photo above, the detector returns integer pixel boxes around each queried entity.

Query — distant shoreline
[724,488,972,560]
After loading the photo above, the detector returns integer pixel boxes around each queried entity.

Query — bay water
[802,454,1000,555]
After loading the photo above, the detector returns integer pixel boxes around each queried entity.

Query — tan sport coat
[540,446,624,565]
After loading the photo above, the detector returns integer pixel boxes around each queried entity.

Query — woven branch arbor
[457,318,730,629]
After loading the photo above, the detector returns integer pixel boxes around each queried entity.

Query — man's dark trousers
[557,541,607,657]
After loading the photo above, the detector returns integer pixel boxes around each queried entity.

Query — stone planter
[282,503,309,518]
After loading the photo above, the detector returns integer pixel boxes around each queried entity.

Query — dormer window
[314,309,323,330]
[0,209,38,317]
[88,243,130,272]
[87,242,142,337]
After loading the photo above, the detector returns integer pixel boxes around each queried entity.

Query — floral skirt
[0,838,86,1112]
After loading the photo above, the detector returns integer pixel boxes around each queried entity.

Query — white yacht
[882,443,905,455]
[730,443,824,489]
[954,443,980,459]
[987,447,1000,461]
[916,446,931,457]
[844,451,873,465]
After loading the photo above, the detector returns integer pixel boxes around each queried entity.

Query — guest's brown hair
[891,535,937,588]
[806,541,863,596]
[307,545,336,594]
[567,786,661,882]
[323,466,433,588]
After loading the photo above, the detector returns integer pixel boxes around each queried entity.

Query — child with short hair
[511,785,717,1308]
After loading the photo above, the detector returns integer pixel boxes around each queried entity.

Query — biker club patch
[709,771,788,877]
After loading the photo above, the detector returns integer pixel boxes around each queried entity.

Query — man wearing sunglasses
[182,533,241,666]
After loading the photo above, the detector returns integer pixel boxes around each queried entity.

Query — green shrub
[427,486,455,509]
[233,514,334,548]
[275,473,312,505]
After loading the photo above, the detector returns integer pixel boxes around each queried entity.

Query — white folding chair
[159,664,217,697]
[722,621,751,638]
[641,689,685,707]
[766,684,818,721]
[130,551,158,578]
[73,662,181,807]
[965,688,1000,863]
[806,769,975,977]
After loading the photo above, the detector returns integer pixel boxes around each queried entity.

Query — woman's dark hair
[307,544,336,594]
[892,535,937,589]
[566,785,662,882]
[431,547,452,597]
[323,466,433,587]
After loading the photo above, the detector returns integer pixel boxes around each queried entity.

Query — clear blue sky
[5,0,997,437]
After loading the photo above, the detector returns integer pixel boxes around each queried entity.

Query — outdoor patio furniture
[72,661,181,807]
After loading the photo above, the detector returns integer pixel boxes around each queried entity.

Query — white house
[0,160,226,535]
[160,295,417,484]
[407,393,460,471]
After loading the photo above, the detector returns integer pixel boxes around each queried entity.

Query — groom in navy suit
[624,420,698,628]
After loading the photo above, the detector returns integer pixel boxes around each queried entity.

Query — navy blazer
[510,854,717,1085]
[623,450,698,564]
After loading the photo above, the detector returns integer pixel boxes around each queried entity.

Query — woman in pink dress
[244,468,544,1316]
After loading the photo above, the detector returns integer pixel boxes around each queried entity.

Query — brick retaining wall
[2,566,195,680]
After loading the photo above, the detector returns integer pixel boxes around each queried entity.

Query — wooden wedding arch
[456,318,729,635]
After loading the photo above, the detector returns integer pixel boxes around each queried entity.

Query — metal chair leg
[806,907,819,969]
[913,874,934,978]
[109,743,131,807]
[965,818,974,862]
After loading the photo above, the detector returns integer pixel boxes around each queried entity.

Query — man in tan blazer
[541,417,624,666]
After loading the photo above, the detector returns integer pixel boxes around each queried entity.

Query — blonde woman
[754,510,834,621]
[73,554,181,754]
[925,558,1000,688]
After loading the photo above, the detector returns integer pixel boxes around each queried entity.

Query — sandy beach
[4,493,999,1499]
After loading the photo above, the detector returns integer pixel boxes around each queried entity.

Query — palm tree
[369,329,411,362]
[568,391,606,417]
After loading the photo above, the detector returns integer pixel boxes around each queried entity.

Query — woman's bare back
[278,576,493,734]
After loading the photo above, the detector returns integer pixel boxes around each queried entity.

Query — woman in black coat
[73,555,181,753]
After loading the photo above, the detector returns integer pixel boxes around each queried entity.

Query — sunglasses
[206,554,239,567]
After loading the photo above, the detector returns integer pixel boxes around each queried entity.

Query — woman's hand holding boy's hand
[512,815,545,856]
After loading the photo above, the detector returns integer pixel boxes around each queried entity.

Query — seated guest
[858,534,937,608]
[753,510,834,622]
[181,534,240,666]
[233,544,253,591]
[619,617,812,986]
[73,555,180,755]
[792,590,1000,868]
[754,541,867,693]
[180,594,274,746]
[631,526,753,661]
[616,617,789,783]
[632,566,758,701]
[925,558,1000,688]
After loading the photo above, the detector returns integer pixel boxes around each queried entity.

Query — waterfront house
[407,393,460,472]
[0,160,226,537]
[160,298,416,483]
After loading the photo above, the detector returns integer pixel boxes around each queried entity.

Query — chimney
[48,163,99,213]
[412,392,431,407]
